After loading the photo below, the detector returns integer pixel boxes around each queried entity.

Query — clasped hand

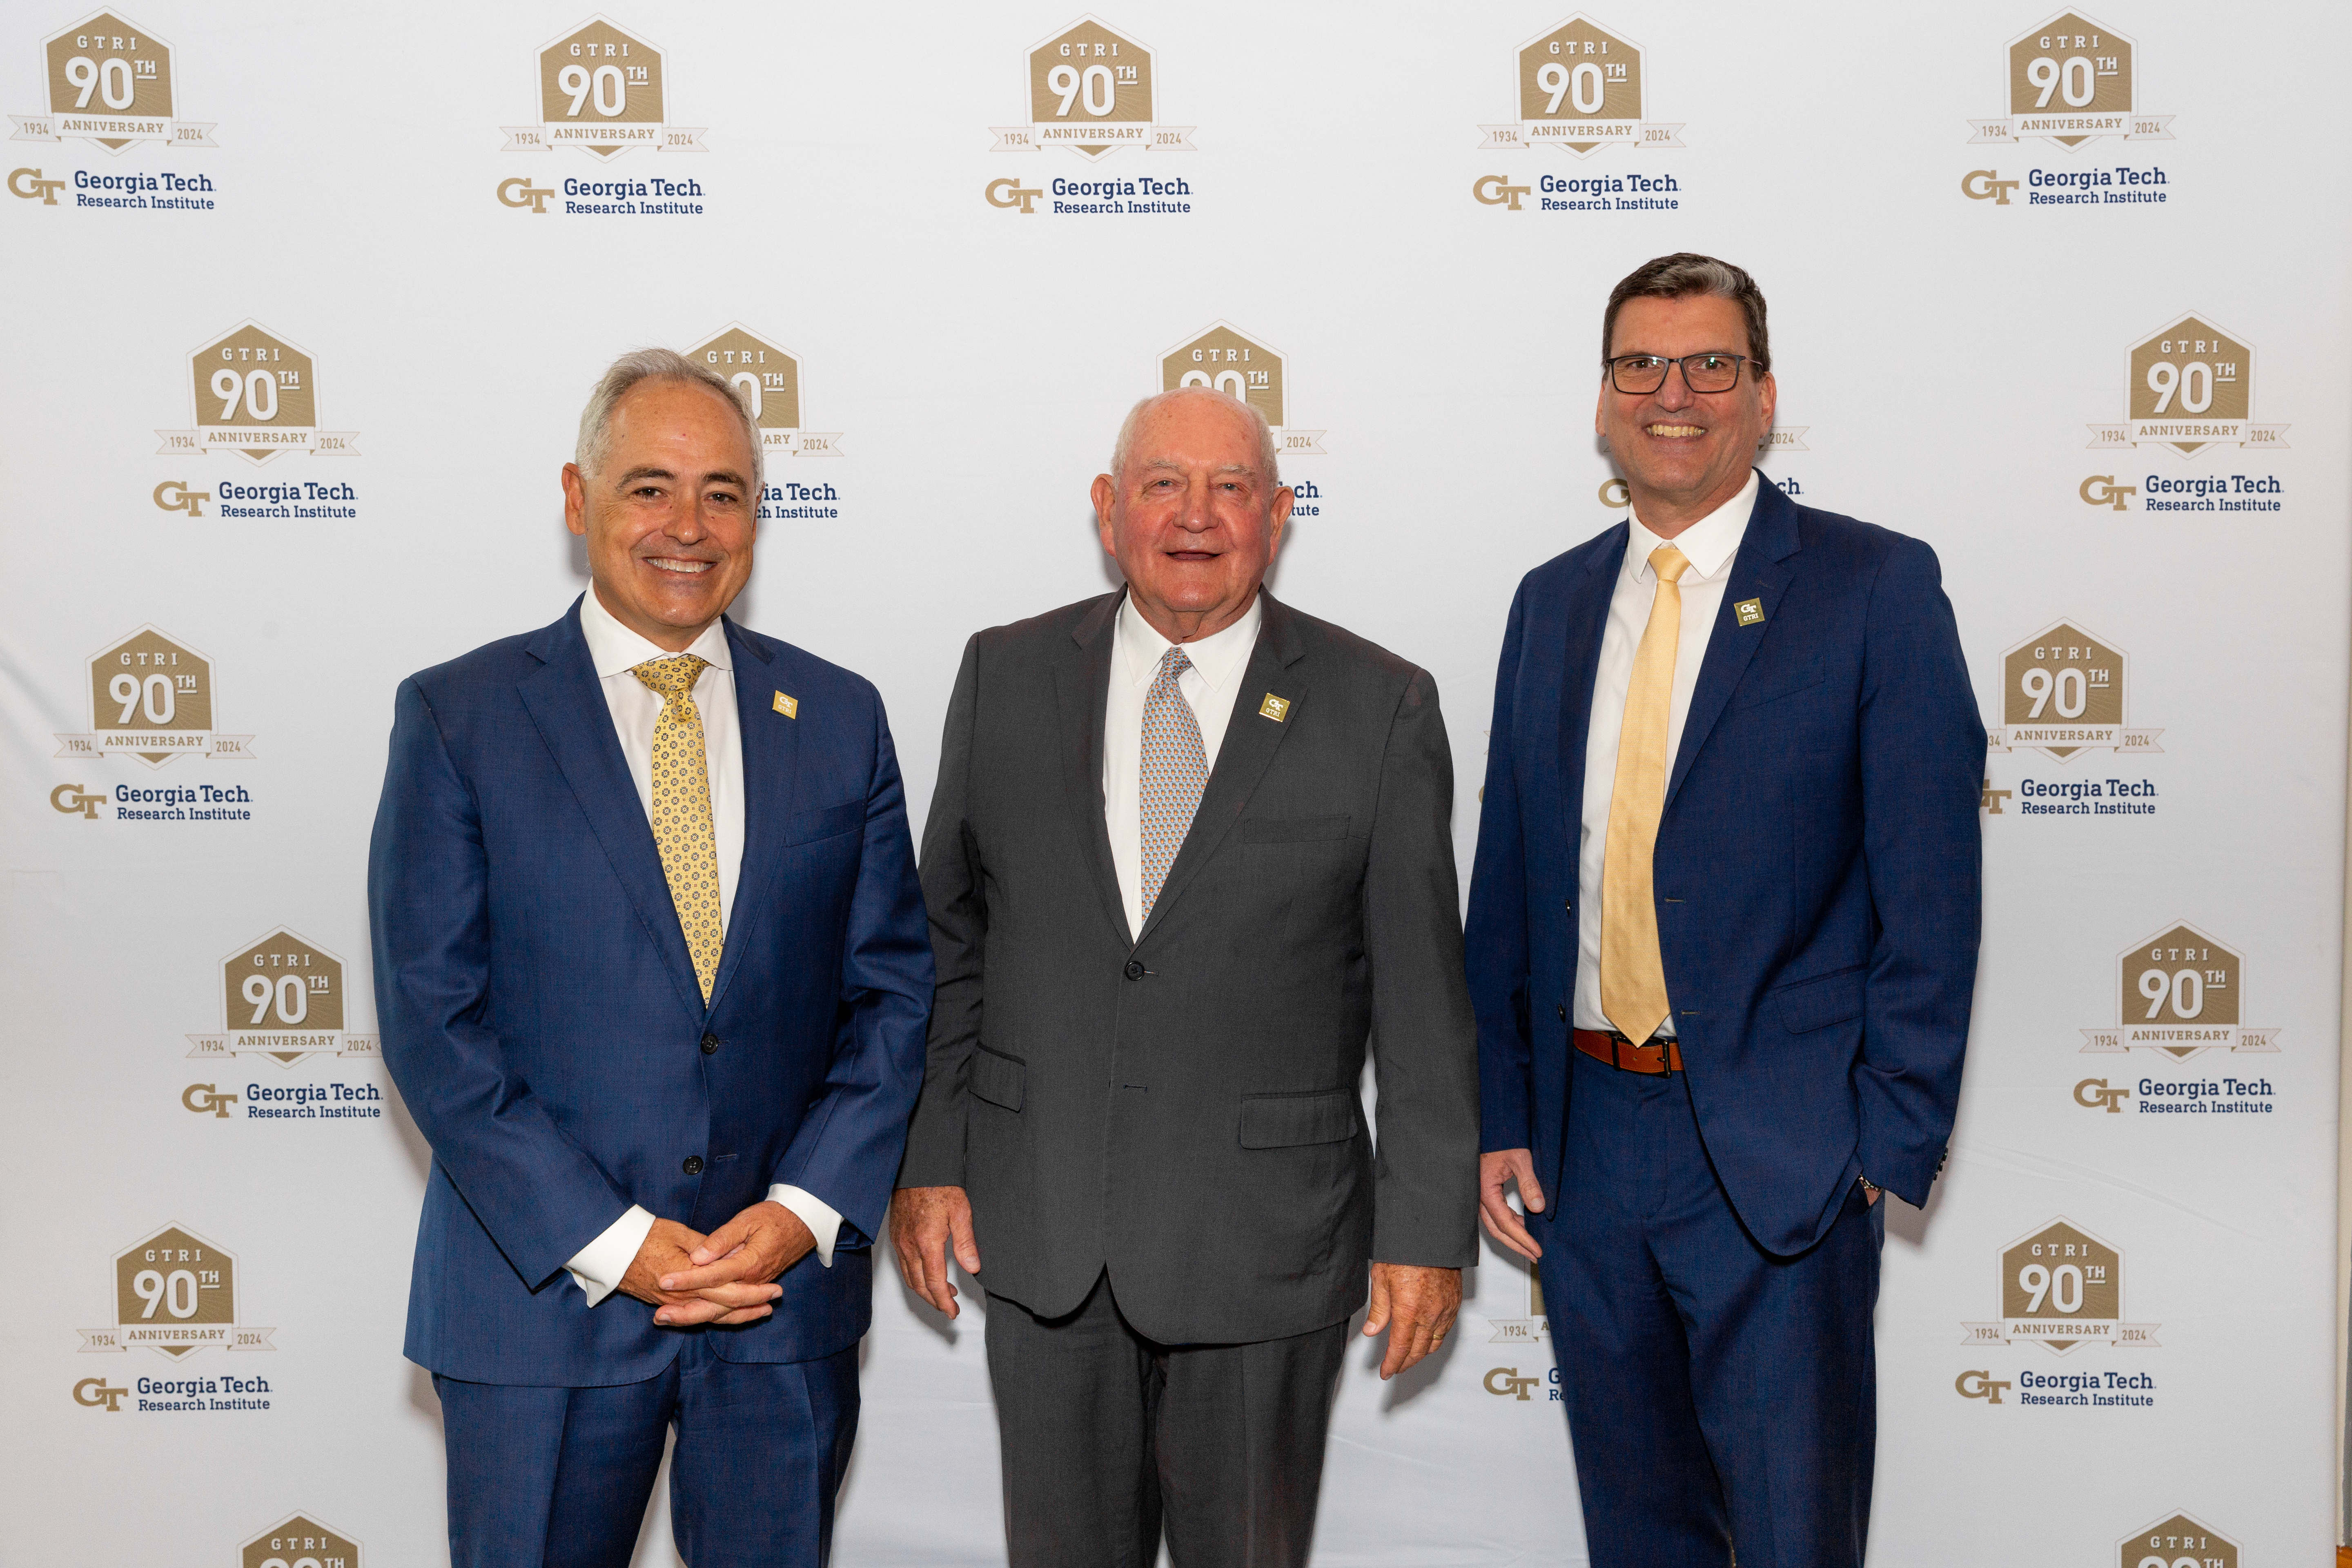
[618,1201,815,1327]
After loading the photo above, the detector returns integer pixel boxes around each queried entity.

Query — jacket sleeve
[1464,579,1535,1154]
[1855,536,1987,1205]
[896,635,985,1189]
[768,685,935,1247]
[368,677,631,1290]
[1363,668,1481,1268]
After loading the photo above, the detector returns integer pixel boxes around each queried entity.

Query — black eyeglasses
[1603,353,1750,395]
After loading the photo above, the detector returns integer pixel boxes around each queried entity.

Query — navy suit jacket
[1465,478,1985,1256]
[368,597,932,1385]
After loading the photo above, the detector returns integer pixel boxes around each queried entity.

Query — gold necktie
[1600,544,1692,1045]
[1138,646,1209,923]
[632,655,724,1002]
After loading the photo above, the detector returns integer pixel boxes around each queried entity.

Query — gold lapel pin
[1258,693,1291,723]
[774,690,799,718]
[1734,598,1765,627]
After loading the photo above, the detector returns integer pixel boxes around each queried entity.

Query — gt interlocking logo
[78,1224,275,1358]
[1158,323,1325,457]
[187,927,381,1068]
[1987,621,2161,763]
[55,624,254,766]
[1967,12,2173,148]
[1477,16,1684,156]
[1961,1218,2158,1354]
[2081,922,2279,1060]
[989,16,1194,158]
[686,324,844,458]
[2117,1513,2236,1568]
[2088,314,2290,456]
[502,16,703,157]
[241,1514,361,1568]
[9,10,216,152]
[156,321,361,464]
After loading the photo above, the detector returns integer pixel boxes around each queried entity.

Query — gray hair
[1107,385,1283,491]
[574,346,765,497]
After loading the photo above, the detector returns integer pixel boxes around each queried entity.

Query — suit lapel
[1557,524,1630,851]
[706,618,792,1018]
[1134,592,1307,948]
[1665,477,1802,809]
[1056,593,1132,947]
[516,598,704,1025]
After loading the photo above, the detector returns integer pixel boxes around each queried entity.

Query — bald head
[1109,386,1281,490]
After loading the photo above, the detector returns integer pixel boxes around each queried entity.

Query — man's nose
[1653,363,1697,411]
[1175,481,1217,531]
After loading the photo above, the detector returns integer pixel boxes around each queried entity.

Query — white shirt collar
[1626,469,1761,584]
[1115,590,1263,693]
[578,585,733,679]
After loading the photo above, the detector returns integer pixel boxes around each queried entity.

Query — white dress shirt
[1102,592,1263,937]
[1575,471,1760,1038]
[562,586,843,1307]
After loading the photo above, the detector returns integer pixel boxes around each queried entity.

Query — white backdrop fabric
[1,2,2345,1564]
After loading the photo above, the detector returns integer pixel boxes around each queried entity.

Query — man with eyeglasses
[1463,253,1984,1568]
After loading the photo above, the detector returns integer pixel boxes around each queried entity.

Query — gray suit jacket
[899,589,1479,1344]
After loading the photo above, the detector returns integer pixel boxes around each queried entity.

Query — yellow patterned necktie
[1600,543,1692,1045]
[631,655,724,1003]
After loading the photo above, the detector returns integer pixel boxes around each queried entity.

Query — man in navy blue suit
[1466,254,1983,1568]
[369,348,931,1567]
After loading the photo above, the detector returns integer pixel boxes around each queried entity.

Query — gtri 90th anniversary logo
[55,624,255,770]
[185,927,381,1077]
[1159,322,1326,458]
[2116,1513,2236,1568]
[502,15,701,156]
[497,15,706,218]
[2087,314,2290,457]
[79,1224,275,1361]
[9,10,215,153]
[1961,1218,2159,1359]
[1985,623,2163,813]
[156,321,362,470]
[991,16,1193,159]
[1472,16,1685,218]
[687,324,845,471]
[2080,921,2280,1064]
[1968,12,2172,149]
[241,1514,361,1568]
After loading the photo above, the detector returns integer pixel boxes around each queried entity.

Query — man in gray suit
[891,385,1478,1568]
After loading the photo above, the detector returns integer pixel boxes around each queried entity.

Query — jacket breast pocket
[1238,1089,1360,1149]
[969,1046,1025,1112]
[1728,673,1827,712]
[1775,965,1866,1033]
[783,798,864,847]
[1239,814,1352,844]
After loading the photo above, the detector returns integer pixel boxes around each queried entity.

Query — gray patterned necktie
[1138,646,1209,923]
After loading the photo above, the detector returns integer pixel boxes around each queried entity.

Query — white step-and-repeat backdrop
[2,2,2345,1563]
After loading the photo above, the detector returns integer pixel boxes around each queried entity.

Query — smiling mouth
[645,557,715,575]
[1167,550,1219,561]
[1645,423,1707,439]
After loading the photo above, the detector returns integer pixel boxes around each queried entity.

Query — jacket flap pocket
[1239,1089,1360,1149]
[1239,813,1351,844]
[969,1047,1024,1112]
[1776,967,1866,1033]
[783,798,864,847]
[1729,673,1827,712]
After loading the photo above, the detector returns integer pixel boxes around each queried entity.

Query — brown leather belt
[1573,1027,1685,1075]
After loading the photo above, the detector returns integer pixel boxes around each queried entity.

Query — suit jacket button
[1557,1004,1568,1021]
[700,1033,720,1055]
[1123,960,1145,981]
[682,1155,704,1176]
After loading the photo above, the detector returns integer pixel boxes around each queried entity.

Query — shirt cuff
[565,1204,656,1307]
[768,1184,842,1268]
